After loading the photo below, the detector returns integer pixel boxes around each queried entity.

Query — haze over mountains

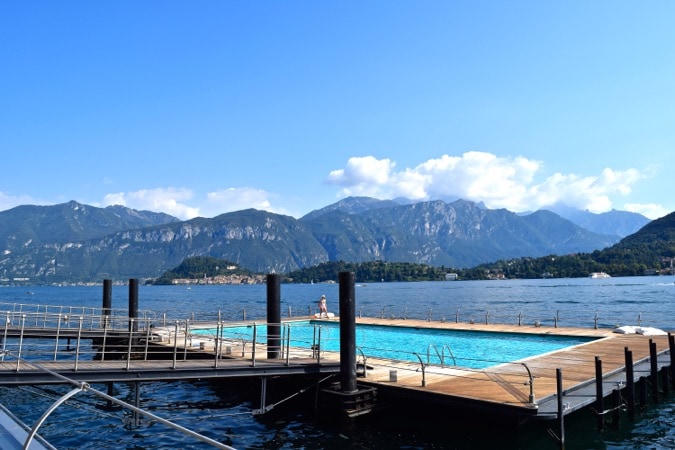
[0,198,650,284]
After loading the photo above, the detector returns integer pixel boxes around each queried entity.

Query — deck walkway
[348,318,673,420]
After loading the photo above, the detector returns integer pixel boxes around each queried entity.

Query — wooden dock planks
[350,318,672,416]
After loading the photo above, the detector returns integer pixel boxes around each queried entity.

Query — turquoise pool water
[192,320,596,369]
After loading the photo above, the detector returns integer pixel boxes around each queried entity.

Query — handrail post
[316,326,322,364]
[75,316,83,371]
[126,319,134,370]
[172,321,179,369]
[413,352,426,386]
[53,313,62,361]
[521,362,536,405]
[16,314,26,372]
[1,311,9,362]
[356,346,368,378]
[251,323,257,367]
[183,319,189,361]
[285,325,291,366]
[101,322,108,362]
[214,322,221,368]
[144,322,150,361]
[443,345,457,366]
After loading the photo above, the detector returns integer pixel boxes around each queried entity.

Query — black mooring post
[556,368,565,450]
[102,279,112,316]
[649,339,659,403]
[624,347,635,420]
[611,389,621,428]
[339,271,357,394]
[661,367,670,396]
[128,278,138,332]
[638,377,647,407]
[595,356,604,431]
[106,382,114,410]
[669,333,675,390]
[266,274,281,359]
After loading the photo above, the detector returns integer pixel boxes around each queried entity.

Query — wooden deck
[345,318,673,419]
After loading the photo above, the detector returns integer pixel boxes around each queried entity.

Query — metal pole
[128,278,138,332]
[266,274,281,359]
[595,356,604,431]
[16,315,26,371]
[556,368,565,450]
[1,312,9,362]
[53,314,62,361]
[183,320,189,361]
[650,339,659,403]
[127,319,134,370]
[251,323,257,367]
[339,271,357,394]
[172,321,179,369]
[214,322,221,368]
[102,279,112,329]
[625,347,635,420]
[101,324,108,362]
[74,316,83,371]
[611,388,621,428]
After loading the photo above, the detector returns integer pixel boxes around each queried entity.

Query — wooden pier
[349,318,674,424]
[0,316,672,420]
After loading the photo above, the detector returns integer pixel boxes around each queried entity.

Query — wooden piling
[595,356,604,431]
[624,347,635,420]
[128,278,138,332]
[638,376,647,407]
[649,339,658,403]
[339,271,357,394]
[611,388,621,428]
[556,368,565,450]
[102,279,112,328]
[266,274,281,359]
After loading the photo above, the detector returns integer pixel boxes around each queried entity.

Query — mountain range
[0,198,651,284]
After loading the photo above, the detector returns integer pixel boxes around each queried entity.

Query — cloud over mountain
[327,151,659,217]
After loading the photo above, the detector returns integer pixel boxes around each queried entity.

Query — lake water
[0,276,673,449]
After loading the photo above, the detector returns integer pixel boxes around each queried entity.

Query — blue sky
[2,1,674,220]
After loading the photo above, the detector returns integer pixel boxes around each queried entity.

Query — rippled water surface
[0,277,673,449]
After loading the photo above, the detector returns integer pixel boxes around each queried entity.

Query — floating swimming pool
[191,321,597,369]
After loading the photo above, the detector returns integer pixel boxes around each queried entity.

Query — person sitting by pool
[318,295,328,318]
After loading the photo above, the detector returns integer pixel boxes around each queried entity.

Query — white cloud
[99,186,286,220]
[327,151,659,215]
[201,187,283,218]
[326,156,400,197]
[624,203,671,220]
[0,192,41,211]
[103,188,199,220]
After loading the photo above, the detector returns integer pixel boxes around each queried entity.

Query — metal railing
[0,318,342,373]
[356,305,662,330]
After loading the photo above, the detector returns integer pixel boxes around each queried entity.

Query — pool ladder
[426,344,457,368]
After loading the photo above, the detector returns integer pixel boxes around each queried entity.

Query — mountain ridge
[0,198,653,284]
